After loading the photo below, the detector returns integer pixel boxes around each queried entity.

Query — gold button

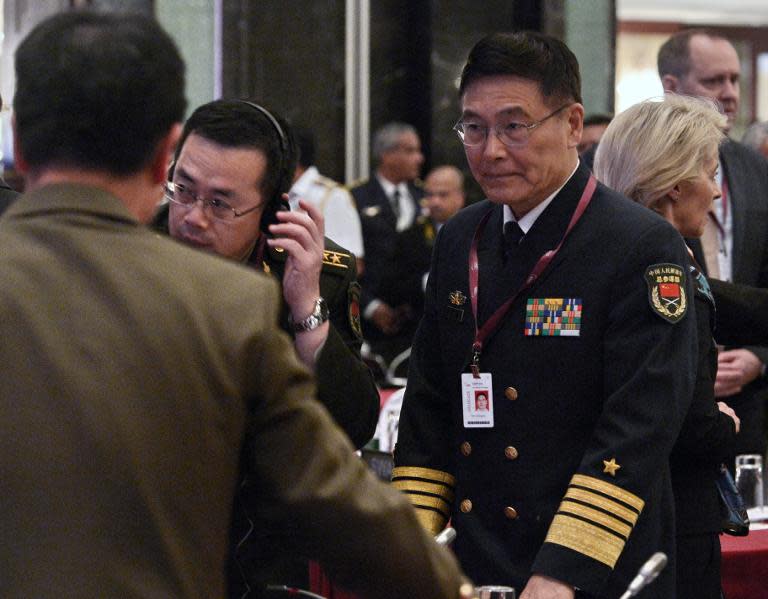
[505,387,518,401]
[460,441,472,456]
[504,446,519,460]
[504,506,518,519]
[460,499,473,513]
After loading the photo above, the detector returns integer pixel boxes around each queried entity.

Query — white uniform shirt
[290,166,365,257]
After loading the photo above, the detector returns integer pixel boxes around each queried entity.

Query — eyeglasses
[165,182,264,222]
[453,104,570,148]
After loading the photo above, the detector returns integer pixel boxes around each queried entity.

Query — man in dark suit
[156,99,380,595]
[352,122,424,362]
[0,11,471,599]
[393,32,697,599]
[659,29,768,463]
[379,165,466,361]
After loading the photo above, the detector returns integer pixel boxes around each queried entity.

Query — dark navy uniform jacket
[687,139,768,461]
[393,164,697,598]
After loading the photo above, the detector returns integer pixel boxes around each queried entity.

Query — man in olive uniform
[157,100,378,448]
[393,32,697,599]
[155,99,380,596]
[0,11,470,599]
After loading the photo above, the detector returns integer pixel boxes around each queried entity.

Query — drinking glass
[735,454,764,509]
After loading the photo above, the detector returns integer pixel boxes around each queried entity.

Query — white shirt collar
[503,160,580,233]
[376,174,407,199]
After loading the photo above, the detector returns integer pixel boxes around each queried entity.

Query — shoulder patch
[644,263,687,323]
[348,282,363,341]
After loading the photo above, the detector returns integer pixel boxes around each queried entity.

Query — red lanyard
[468,174,597,377]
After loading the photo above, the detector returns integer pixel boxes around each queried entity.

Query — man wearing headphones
[153,99,380,596]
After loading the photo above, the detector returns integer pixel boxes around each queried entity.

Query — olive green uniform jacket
[0,184,465,599]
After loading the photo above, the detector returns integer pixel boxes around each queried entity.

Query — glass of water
[735,454,764,509]
[477,585,516,599]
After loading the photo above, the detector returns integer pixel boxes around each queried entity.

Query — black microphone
[435,526,457,546]
[619,552,668,599]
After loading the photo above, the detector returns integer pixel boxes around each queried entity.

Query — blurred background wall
[1,0,768,198]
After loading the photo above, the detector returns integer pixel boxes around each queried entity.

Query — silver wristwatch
[289,297,329,332]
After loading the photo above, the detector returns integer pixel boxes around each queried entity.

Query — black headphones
[236,100,293,231]
[236,100,291,201]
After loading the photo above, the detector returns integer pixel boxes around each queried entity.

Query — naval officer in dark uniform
[392,32,697,599]
[153,99,379,596]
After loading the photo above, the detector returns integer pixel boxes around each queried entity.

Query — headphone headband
[237,100,288,160]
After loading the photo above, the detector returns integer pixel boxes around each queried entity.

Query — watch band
[289,297,329,332]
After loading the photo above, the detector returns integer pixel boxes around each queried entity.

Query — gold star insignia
[603,458,621,477]
[330,254,342,264]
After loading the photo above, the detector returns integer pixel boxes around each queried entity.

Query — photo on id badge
[462,372,494,428]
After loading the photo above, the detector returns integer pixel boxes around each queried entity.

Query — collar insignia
[449,290,467,306]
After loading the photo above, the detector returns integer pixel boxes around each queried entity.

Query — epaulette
[321,248,353,272]
[314,174,339,190]
[265,241,353,276]
[348,177,369,190]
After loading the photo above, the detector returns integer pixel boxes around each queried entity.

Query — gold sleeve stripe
[391,466,456,488]
[408,494,452,517]
[545,513,626,568]
[558,501,632,538]
[392,479,456,502]
[414,507,449,536]
[564,488,639,525]
[570,474,644,512]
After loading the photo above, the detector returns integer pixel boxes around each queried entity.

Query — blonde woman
[594,94,739,599]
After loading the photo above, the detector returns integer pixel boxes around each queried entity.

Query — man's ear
[566,103,585,150]
[661,74,679,93]
[11,116,30,174]
[150,123,182,185]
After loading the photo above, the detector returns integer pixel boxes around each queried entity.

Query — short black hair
[459,31,582,106]
[14,11,186,175]
[174,99,297,230]
[294,126,316,169]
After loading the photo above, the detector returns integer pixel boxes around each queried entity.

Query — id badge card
[461,372,494,428]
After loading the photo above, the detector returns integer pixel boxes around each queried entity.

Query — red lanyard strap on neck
[468,174,597,376]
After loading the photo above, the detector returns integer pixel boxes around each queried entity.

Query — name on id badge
[461,372,494,428]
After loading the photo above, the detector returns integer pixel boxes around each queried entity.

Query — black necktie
[391,189,401,220]
[503,220,524,260]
